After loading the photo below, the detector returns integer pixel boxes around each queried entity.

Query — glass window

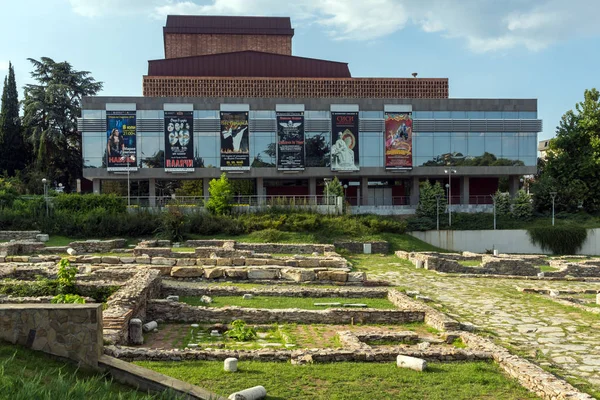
[140,132,163,168]
[450,111,467,119]
[194,110,219,119]
[520,157,537,166]
[519,111,537,119]
[412,111,432,119]
[250,132,276,168]
[518,132,537,158]
[360,111,384,119]
[433,132,451,156]
[501,132,518,157]
[306,132,330,167]
[433,111,451,118]
[451,132,468,157]
[195,134,219,168]
[414,132,434,157]
[484,111,502,119]
[502,111,518,119]
[82,110,104,119]
[484,133,501,156]
[83,134,104,168]
[250,110,276,119]
[467,132,485,157]
[467,111,485,119]
[360,132,383,167]
[138,110,162,119]
[305,110,329,119]
[414,156,433,167]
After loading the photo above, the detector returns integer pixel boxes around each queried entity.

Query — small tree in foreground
[493,191,511,216]
[417,180,445,218]
[206,173,233,215]
[512,189,533,220]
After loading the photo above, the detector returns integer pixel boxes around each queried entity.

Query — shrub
[417,180,445,218]
[493,191,511,216]
[51,294,86,304]
[527,225,587,255]
[52,193,126,214]
[57,258,77,294]
[225,320,257,341]
[406,216,436,231]
[156,206,187,241]
[512,190,533,220]
[206,173,233,215]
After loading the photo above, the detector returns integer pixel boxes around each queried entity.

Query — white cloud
[68,0,600,52]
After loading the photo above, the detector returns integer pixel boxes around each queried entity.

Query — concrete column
[309,177,317,205]
[460,176,469,205]
[360,177,369,206]
[508,175,519,198]
[256,177,265,206]
[148,178,156,207]
[92,179,100,194]
[410,177,420,206]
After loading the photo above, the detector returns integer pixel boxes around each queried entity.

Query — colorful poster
[220,111,249,170]
[164,111,194,172]
[384,112,413,169]
[331,112,359,171]
[276,112,305,171]
[106,111,137,171]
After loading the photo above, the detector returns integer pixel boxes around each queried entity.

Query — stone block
[216,258,232,266]
[231,257,246,266]
[176,258,197,266]
[67,248,77,256]
[36,234,49,242]
[151,257,176,266]
[102,256,120,264]
[280,268,316,282]
[204,268,224,279]
[171,267,204,278]
[597,293,600,305]
[347,272,366,282]
[225,268,249,280]
[129,318,143,345]
[135,256,151,264]
[197,258,217,266]
[166,295,179,302]
[224,357,238,372]
[145,265,173,276]
[317,270,348,282]
[142,321,158,333]
[120,257,136,264]
[284,260,299,267]
[247,258,267,266]
[298,259,320,268]
[243,294,253,300]
[397,355,427,371]
[319,259,345,268]
[247,269,279,280]
[201,295,213,304]
[228,386,267,400]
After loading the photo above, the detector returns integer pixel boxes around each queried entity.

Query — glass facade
[82,109,539,169]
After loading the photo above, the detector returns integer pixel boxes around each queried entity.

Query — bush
[225,320,257,341]
[416,181,445,218]
[57,258,77,294]
[156,206,187,241]
[206,173,233,215]
[0,279,58,297]
[512,190,533,220]
[52,193,126,214]
[527,225,588,255]
[406,216,436,231]
[51,294,86,304]
[493,191,511,216]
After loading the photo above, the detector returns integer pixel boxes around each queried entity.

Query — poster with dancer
[106,111,137,171]
[331,112,359,171]
[384,112,413,169]
[276,112,305,171]
[220,111,249,170]
[164,111,194,172]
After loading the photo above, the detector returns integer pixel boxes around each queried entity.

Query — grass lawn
[458,260,481,267]
[45,236,139,247]
[134,360,538,400]
[180,296,395,310]
[539,265,559,272]
[0,341,179,399]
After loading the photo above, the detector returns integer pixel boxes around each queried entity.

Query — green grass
[45,236,138,247]
[458,260,481,267]
[180,296,395,310]
[0,341,180,399]
[134,360,538,400]
[539,265,559,272]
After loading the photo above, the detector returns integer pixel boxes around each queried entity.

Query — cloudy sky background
[1,0,599,141]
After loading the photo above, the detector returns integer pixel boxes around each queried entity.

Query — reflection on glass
[502,132,518,157]
[306,132,330,167]
[140,132,163,168]
[195,134,219,168]
[251,132,276,167]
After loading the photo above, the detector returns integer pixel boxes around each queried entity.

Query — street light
[435,193,442,231]
[550,192,557,226]
[444,169,457,227]
[41,178,48,217]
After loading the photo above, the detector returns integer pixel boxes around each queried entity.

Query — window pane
[414,132,433,157]
[306,132,330,167]
[251,132,276,168]
[519,111,537,119]
[518,132,537,158]
[82,110,104,119]
[451,111,467,119]
[467,111,485,119]
[451,132,468,157]
[140,132,163,168]
[194,110,219,119]
[484,133,501,156]
[360,111,384,119]
[305,111,329,119]
[502,111,518,119]
[484,111,502,119]
[250,110,275,119]
[501,132,518,157]
[468,132,485,157]
[196,134,218,168]
[360,132,383,166]
[433,111,451,118]
[138,110,161,119]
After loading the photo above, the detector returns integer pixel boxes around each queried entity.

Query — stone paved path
[365,258,600,393]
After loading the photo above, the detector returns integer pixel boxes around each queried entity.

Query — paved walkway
[367,259,600,393]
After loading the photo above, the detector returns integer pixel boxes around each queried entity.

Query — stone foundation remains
[69,239,128,254]
[334,241,389,254]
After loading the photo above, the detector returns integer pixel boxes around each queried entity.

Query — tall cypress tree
[0,62,26,176]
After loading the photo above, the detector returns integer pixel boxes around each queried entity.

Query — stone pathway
[368,260,600,393]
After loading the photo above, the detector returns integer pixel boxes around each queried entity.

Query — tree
[512,189,533,220]
[531,89,600,213]
[0,62,27,176]
[493,190,511,216]
[22,57,103,192]
[324,176,344,198]
[206,173,233,215]
[416,180,445,218]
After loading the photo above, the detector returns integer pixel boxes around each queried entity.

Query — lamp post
[444,169,457,227]
[435,194,442,231]
[41,178,48,217]
[490,194,497,230]
[550,192,557,226]
[127,159,131,207]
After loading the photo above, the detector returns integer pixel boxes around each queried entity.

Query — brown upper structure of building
[145,15,449,99]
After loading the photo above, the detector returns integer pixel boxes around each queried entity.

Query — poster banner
[331,112,359,171]
[384,112,413,169]
[220,111,249,170]
[276,112,305,171]
[106,111,137,171]
[164,111,194,172]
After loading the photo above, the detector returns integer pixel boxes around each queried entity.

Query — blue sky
[1,0,599,141]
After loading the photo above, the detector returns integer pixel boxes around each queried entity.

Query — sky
[0,0,599,141]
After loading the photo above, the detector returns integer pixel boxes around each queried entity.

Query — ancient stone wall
[387,289,460,331]
[235,242,335,254]
[334,241,389,254]
[0,241,45,256]
[0,231,41,241]
[69,239,127,254]
[147,299,424,325]
[546,262,600,278]
[0,303,103,368]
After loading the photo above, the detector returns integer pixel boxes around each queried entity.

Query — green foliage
[75,285,120,303]
[187,212,244,236]
[0,177,19,208]
[57,258,77,294]
[532,88,600,213]
[51,293,86,304]
[206,173,233,215]
[0,62,28,176]
[52,194,126,213]
[493,191,511,216]
[511,189,533,220]
[174,180,203,197]
[22,57,103,192]
[225,320,257,341]
[156,206,187,241]
[527,225,588,255]
[0,279,58,297]
[406,216,436,231]
[248,228,287,242]
[324,177,344,198]
[416,180,445,218]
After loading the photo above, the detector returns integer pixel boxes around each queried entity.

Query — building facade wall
[164,33,292,58]
[142,77,450,99]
